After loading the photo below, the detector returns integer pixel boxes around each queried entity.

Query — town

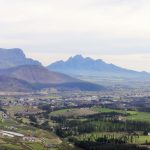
[0,88,150,149]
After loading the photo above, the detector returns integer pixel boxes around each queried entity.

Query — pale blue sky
[0,0,150,71]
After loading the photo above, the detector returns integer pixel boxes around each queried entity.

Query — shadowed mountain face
[0,75,33,92]
[0,65,78,84]
[0,48,41,68]
[0,65,105,92]
[0,50,105,92]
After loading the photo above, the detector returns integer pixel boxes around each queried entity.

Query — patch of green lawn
[92,107,150,122]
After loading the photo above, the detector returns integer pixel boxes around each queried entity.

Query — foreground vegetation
[48,107,150,149]
[1,97,150,150]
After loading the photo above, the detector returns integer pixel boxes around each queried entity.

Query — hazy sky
[0,0,150,71]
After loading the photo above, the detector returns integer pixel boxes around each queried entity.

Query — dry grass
[51,108,98,118]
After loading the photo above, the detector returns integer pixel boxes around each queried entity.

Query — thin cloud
[0,0,150,71]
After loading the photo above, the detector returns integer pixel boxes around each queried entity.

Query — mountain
[0,48,41,68]
[0,49,105,92]
[47,55,150,86]
[0,75,33,92]
[54,82,105,91]
[0,65,105,92]
[0,65,78,84]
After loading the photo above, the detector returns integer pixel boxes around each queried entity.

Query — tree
[29,115,37,123]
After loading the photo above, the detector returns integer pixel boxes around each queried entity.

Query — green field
[50,107,150,122]
[2,105,150,149]
[50,108,71,116]
[78,132,150,144]
[92,107,150,122]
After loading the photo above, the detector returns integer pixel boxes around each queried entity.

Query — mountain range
[0,49,105,92]
[47,55,150,86]
[1,48,150,92]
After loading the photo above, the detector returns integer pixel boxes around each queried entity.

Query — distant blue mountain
[0,50,105,92]
[0,48,41,68]
[47,55,150,80]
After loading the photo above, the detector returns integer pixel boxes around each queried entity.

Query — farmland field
[50,108,97,117]
[91,107,150,122]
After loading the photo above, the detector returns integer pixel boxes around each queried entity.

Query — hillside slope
[0,65,105,91]
[0,65,78,84]
[0,49,106,92]
[0,75,33,92]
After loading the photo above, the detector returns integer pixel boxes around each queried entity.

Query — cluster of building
[0,130,38,142]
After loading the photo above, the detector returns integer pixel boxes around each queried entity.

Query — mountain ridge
[0,65,78,84]
[48,55,149,75]
[47,55,150,84]
[0,49,105,92]
[0,48,41,68]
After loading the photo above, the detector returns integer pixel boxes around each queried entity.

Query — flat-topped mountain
[0,48,41,68]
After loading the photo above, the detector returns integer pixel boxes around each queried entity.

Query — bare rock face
[0,48,41,68]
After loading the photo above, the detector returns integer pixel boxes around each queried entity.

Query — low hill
[0,75,33,92]
[0,65,78,84]
[0,65,105,92]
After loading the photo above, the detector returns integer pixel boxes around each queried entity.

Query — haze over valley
[1,0,150,150]
[0,48,150,93]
